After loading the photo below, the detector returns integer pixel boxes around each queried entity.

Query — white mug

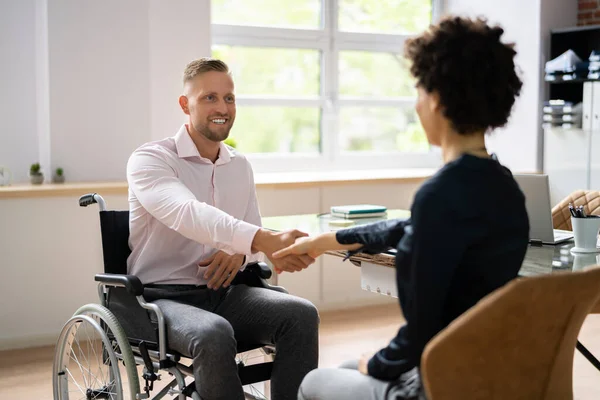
[0,166,11,186]
[571,216,600,252]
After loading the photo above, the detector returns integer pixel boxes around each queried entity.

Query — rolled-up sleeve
[127,148,260,255]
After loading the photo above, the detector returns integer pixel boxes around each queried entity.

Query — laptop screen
[513,174,555,244]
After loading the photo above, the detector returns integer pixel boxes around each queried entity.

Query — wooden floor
[1,303,599,399]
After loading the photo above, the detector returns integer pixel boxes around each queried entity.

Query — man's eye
[205,95,214,101]
[226,96,235,103]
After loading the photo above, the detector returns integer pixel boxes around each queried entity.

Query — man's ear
[179,95,190,115]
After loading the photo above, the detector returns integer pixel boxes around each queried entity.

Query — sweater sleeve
[335,218,410,255]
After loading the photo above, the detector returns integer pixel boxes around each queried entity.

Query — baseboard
[0,333,57,351]
[316,294,396,312]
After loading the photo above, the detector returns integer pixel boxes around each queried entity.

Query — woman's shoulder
[414,156,522,211]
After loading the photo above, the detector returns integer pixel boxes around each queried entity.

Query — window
[211,0,442,172]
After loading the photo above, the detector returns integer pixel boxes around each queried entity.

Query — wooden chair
[552,190,600,231]
[421,266,600,400]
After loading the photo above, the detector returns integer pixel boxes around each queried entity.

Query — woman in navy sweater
[275,16,529,400]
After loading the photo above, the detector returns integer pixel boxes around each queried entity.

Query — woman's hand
[272,235,327,260]
[358,354,370,375]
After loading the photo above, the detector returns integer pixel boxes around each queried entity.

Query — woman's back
[408,154,530,327]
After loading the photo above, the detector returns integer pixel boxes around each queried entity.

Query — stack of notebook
[330,204,387,219]
[542,100,582,129]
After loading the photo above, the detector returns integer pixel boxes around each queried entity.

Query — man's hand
[251,229,315,273]
[199,251,245,290]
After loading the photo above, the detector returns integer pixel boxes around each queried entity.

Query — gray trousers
[297,361,424,400]
[144,283,319,400]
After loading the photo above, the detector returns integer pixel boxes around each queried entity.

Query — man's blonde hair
[183,58,230,84]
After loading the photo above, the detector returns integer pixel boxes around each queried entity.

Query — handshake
[201,229,334,290]
[251,228,320,274]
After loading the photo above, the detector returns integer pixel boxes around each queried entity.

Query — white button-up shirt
[126,125,263,285]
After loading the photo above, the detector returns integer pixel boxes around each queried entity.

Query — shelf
[551,24,600,35]
[545,78,590,84]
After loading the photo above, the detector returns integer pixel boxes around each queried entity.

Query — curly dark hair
[404,16,523,135]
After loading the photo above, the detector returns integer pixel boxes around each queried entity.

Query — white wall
[443,0,577,173]
[0,0,41,183]
[47,0,152,182]
[0,0,211,183]
[148,0,212,141]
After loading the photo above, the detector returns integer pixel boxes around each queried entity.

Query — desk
[263,211,600,371]
[263,211,600,288]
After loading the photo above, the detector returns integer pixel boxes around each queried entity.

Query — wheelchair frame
[52,193,283,400]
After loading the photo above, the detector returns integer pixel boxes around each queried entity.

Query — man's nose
[215,99,228,114]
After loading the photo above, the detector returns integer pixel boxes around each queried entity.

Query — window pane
[339,107,428,152]
[230,107,320,154]
[338,0,431,34]
[212,0,321,29]
[212,46,320,96]
[339,51,415,97]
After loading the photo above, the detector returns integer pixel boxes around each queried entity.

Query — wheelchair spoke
[84,322,103,391]
[71,332,92,389]
[64,367,87,396]
[244,383,267,400]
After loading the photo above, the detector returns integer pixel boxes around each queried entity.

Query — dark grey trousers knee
[145,283,319,400]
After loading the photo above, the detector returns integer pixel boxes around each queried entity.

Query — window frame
[211,0,444,173]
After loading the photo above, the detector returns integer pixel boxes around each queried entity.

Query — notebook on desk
[330,204,387,219]
[513,174,574,245]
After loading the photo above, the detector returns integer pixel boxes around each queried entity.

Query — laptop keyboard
[554,229,573,240]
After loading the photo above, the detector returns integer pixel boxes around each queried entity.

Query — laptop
[513,174,573,245]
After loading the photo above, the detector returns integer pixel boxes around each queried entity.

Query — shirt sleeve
[127,147,260,255]
[335,218,410,254]
[367,191,465,380]
[239,162,265,269]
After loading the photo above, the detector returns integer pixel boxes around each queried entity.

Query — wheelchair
[52,193,287,400]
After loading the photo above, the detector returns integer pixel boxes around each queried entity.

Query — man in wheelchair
[125,58,319,399]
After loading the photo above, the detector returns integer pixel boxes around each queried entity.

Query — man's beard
[195,119,232,142]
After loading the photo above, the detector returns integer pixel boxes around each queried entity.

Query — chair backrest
[98,210,160,346]
[552,190,600,230]
[99,210,131,274]
[421,266,600,400]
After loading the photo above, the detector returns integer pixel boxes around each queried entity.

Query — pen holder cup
[571,216,600,251]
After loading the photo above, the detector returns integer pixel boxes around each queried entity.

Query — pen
[569,203,578,218]
[580,205,588,218]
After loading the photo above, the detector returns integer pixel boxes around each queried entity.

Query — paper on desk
[325,250,396,267]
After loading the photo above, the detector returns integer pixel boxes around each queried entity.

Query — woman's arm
[336,218,410,254]
[272,218,410,260]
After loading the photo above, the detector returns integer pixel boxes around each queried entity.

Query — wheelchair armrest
[233,261,288,294]
[95,273,144,296]
[246,261,272,279]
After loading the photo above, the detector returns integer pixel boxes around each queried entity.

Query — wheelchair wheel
[53,304,139,400]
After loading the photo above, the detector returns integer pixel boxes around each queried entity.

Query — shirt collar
[174,124,235,165]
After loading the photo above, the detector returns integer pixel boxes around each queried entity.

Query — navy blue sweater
[336,154,529,380]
